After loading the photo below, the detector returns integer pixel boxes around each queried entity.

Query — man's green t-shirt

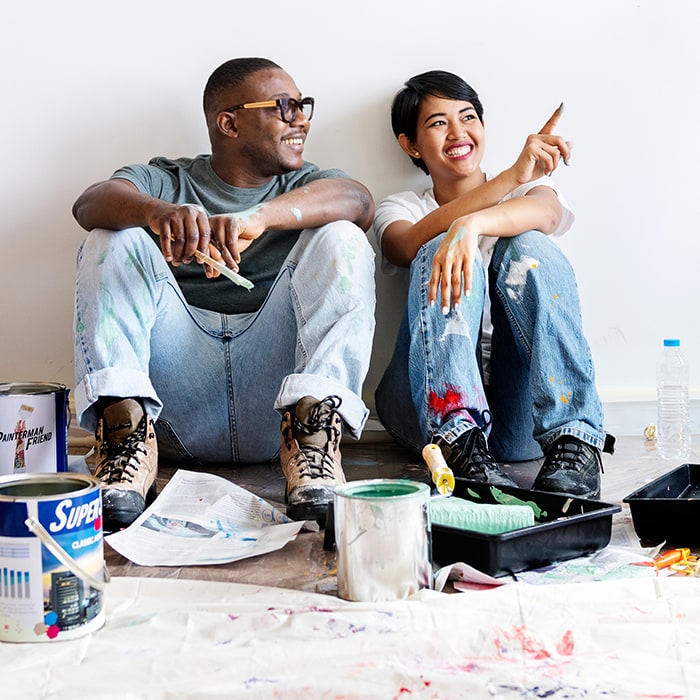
[113,155,349,314]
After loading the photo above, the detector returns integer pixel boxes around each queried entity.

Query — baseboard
[365,402,700,443]
[602,399,700,438]
[68,397,697,448]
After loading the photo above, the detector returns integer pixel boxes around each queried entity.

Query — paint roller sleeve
[430,497,535,534]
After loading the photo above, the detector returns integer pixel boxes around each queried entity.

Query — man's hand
[149,203,212,267]
[208,205,266,269]
[149,203,268,273]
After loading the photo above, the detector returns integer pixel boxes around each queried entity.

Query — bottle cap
[663,339,681,347]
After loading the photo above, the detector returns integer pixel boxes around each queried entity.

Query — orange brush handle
[654,548,690,569]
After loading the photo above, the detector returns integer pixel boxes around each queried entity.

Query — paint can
[334,479,432,602]
[0,473,106,642]
[0,382,70,477]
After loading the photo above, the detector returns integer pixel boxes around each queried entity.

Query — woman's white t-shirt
[373,174,575,376]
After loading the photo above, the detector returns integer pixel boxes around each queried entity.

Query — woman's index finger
[538,102,564,134]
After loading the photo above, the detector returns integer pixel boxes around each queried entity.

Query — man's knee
[78,228,167,283]
[302,221,376,283]
[78,227,153,264]
[316,220,374,257]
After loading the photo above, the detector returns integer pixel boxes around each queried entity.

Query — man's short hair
[203,57,281,115]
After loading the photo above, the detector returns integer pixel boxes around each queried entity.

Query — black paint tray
[431,479,620,577]
[623,463,700,546]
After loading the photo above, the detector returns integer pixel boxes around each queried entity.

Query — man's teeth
[284,137,304,145]
[446,146,472,157]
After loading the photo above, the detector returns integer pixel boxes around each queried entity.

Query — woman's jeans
[375,230,605,462]
[74,223,376,464]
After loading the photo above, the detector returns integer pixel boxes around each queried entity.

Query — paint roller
[422,443,455,496]
[430,497,535,534]
[422,443,535,534]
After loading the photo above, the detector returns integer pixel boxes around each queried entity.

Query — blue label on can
[0,476,105,641]
[37,490,103,569]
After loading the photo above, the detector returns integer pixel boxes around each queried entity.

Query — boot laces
[285,396,342,481]
[293,444,338,481]
[450,429,496,478]
[542,437,596,477]
[444,411,497,476]
[96,416,150,484]
[293,395,342,437]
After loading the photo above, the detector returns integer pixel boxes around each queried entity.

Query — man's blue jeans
[74,223,376,464]
[375,230,605,461]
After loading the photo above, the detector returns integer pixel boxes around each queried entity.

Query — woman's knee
[492,230,567,269]
[491,232,575,297]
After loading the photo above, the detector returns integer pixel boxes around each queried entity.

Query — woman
[374,70,613,499]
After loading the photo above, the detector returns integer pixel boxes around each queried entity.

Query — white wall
[2,0,698,435]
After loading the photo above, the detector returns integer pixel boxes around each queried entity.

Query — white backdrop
[1,0,697,433]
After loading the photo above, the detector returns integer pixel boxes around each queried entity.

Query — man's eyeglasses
[225,97,315,125]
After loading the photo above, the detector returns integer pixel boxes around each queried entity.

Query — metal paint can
[334,479,432,602]
[0,382,70,476]
[0,473,106,642]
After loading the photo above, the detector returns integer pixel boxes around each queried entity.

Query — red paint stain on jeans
[427,385,467,418]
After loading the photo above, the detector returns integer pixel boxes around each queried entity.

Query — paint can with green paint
[334,479,432,602]
[0,383,70,477]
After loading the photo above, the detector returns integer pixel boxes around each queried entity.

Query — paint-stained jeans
[73,223,376,464]
[375,230,605,462]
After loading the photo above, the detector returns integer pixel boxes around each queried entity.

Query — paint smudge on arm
[233,204,263,223]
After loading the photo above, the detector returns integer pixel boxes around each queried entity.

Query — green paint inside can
[338,480,428,500]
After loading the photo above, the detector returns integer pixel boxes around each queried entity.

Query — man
[72,57,376,530]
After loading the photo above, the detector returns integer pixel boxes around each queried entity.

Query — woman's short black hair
[390,70,484,175]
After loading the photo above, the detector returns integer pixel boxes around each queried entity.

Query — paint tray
[623,463,700,546]
[430,479,620,577]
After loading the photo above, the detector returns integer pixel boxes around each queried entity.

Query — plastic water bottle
[656,338,691,460]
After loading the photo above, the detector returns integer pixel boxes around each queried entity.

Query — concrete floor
[68,419,697,594]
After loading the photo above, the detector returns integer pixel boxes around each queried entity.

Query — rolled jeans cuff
[541,422,607,453]
[275,373,369,439]
[75,367,162,433]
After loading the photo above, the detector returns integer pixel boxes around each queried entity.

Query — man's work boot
[94,398,158,531]
[280,395,345,524]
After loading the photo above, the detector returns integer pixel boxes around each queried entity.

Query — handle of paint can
[25,516,110,591]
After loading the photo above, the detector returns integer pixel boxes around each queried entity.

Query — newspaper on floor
[105,469,305,566]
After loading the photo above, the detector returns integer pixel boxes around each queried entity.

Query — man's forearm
[72,179,158,232]
[261,178,374,233]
